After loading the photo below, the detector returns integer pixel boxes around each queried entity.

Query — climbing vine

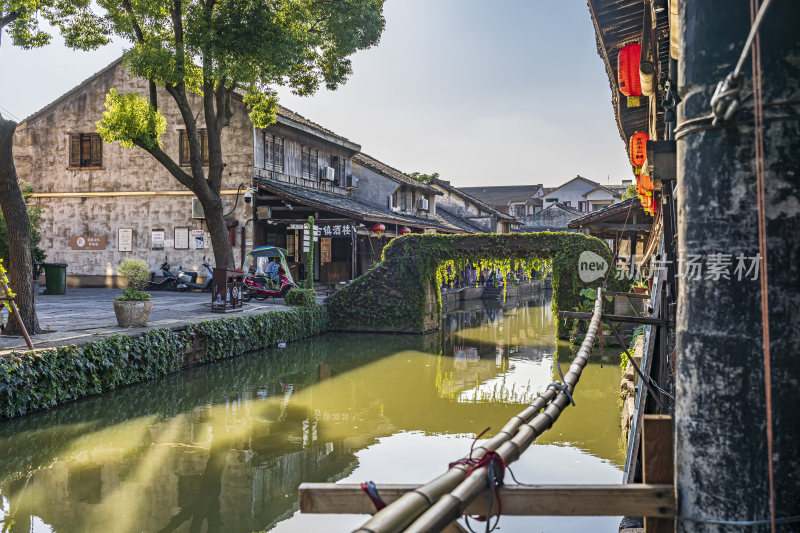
[326,232,628,335]
[0,305,328,419]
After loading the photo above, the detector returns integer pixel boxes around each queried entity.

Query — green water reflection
[0,295,624,533]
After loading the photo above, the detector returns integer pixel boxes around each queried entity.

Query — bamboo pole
[1,277,33,350]
[354,289,605,533]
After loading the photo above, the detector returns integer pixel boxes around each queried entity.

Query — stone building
[14,57,486,287]
[14,57,253,286]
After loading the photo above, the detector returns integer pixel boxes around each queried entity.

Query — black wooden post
[675,0,800,529]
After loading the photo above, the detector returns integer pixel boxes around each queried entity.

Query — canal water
[0,293,624,532]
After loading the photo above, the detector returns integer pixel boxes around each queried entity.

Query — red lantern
[371,223,386,234]
[629,132,649,172]
[641,174,654,192]
[399,227,412,235]
[618,43,642,107]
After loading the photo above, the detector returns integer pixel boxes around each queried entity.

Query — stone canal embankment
[0,289,327,419]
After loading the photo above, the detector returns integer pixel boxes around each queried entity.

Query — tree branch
[135,139,195,191]
[0,10,22,31]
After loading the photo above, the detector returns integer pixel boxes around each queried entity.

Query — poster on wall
[151,229,165,250]
[174,227,189,249]
[286,234,295,260]
[118,229,133,252]
[204,232,211,249]
[320,238,331,263]
[190,229,204,249]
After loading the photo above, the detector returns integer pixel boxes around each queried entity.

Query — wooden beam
[604,290,651,299]
[643,415,674,533]
[298,483,674,517]
[589,223,652,231]
[559,311,671,327]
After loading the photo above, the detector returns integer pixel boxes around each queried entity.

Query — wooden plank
[558,311,671,327]
[590,223,653,231]
[643,415,674,533]
[298,483,674,517]
[604,290,651,299]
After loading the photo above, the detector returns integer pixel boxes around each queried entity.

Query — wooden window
[302,146,313,179]
[400,189,408,211]
[264,133,274,169]
[274,137,284,172]
[179,129,209,167]
[514,204,525,217]
[578,201,587,212]
[263,133,285,172]
[69,133,102,168]
[311,150,319,181]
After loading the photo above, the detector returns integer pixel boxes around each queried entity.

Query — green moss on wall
[325,232,627,335]
[0,305,327,419]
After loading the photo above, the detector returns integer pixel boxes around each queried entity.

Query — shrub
[117,259,151,301]
[285,288,316,307]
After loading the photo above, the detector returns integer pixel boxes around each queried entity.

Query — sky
[0,0,631,188]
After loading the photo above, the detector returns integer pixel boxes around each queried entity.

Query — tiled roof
[430,178,516,221]
[459,184,544,206]
[568,197,641,228]
[436,206,489,233]
[275,106,360,150]
[254,178,462,232]
[352,154,441,195]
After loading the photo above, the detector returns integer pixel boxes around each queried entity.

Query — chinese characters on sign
[174,227,189,249]
[319,224,352,238]
[118,229,132,252]
[71,236,106,250]
[191,229,204,249]
[615,253,761,281]
[151,229,165,250]
[320,238,332,263]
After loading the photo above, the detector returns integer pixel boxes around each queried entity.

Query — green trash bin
[43,263,67,295]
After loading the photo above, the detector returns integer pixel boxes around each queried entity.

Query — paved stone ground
[0,288,297,353]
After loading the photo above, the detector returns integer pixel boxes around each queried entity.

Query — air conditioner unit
[417,198,429,211]
[321,166,335,181]
[346,175,358,188]
[192,198,205,219]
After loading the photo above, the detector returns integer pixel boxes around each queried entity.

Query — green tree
[621,183,637,200]
[95,0,386,269]
[408,171,439,183]
[0,0,107,334]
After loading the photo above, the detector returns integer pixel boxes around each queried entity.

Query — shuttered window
[311,149,319,180]
[179,129,209,167]
[301,146,311,179]
[274,137,284,172]
[263,133,285,172]
[69,133,102,168]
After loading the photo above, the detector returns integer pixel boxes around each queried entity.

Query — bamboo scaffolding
[353,289,605,533]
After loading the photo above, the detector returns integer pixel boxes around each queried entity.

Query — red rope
[749,1,776,531]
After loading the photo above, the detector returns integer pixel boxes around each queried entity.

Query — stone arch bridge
[325,232,618,334]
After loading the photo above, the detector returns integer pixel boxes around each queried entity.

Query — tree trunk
[675,1,800,530]
[198,192,235,269]
[0,115,40,335]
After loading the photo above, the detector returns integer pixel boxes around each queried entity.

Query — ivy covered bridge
[325,232,620,334]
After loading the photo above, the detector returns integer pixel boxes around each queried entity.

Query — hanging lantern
[641,174,654,192]
[399,227,412,235]
[618,43,642,107]
[629,132,649,174]
[370,223,386,234]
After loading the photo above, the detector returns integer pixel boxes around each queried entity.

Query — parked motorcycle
[241,246,296,301]
[177,262,214,291]
[148,262,180,290]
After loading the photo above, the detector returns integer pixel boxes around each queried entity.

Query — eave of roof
[430,178,516,221]
[254,178,460,232]
[352,154,441,195]
[568,198,643,228]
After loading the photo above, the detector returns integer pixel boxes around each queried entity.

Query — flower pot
[114,299,153,327]
[632,286,648,295]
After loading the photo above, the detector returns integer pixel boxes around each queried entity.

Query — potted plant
[632,276,649,295]
[114,259,153,327]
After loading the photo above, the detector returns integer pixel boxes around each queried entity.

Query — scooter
[148,262,181,290]
[177,262,214,291]
[242,266,295,301]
